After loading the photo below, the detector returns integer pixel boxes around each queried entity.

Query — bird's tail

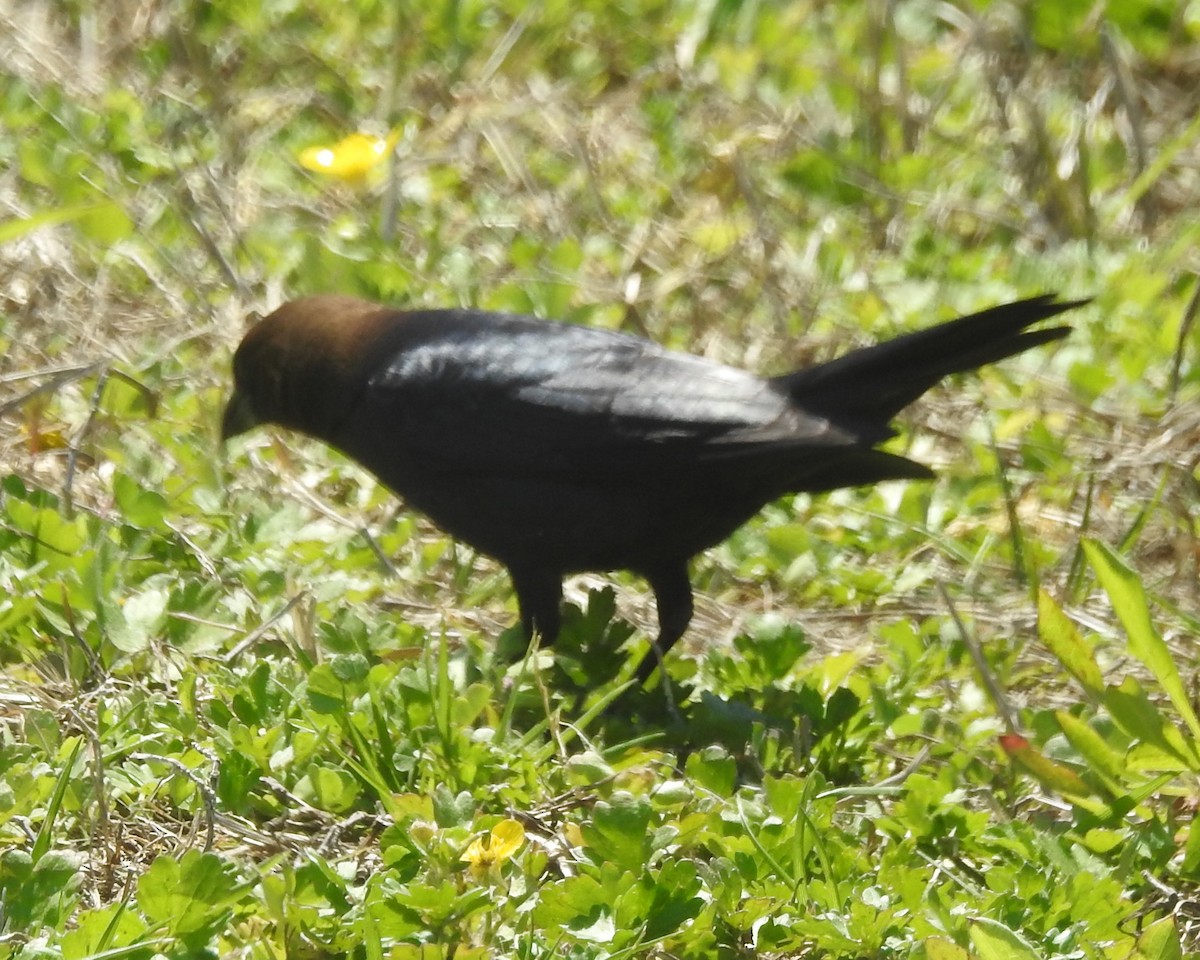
[774,295,1084,425]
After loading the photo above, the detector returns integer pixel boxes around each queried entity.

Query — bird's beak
[221,389,259,442]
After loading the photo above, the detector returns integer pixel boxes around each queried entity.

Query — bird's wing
[357,311,861,478]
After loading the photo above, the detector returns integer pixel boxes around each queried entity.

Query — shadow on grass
[500,588,871,783]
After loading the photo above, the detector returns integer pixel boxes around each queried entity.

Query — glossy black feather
[355,310,856,477]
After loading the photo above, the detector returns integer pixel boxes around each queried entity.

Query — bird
[222,293,1082,683]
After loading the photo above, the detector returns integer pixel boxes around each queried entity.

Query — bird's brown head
[221,294,396,445]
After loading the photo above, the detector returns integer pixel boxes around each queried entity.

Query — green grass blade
[1083,539,1200,742]
[32,736,84,863]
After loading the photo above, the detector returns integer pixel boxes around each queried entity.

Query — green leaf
[76,199,134,243]
[1037,589,1103,699]
[685,745,737,798]
[60,902,149,960]
[1028,0,1093,50]
[582,791,653,871]
[8,500,90,562]
[297,765,360,813]
[534,873,615,937]
[109,584,169,654]
[637,859,704,939]
[330,652,371,683]
[432,785,474,827]
[136,850,246,944]
[306,663,357,714]
[969,917,1043,960]
[1054,711,1127,791]
[566,750,615,785]
[391,879,490,926]
[999,733,1095,800]
[1084,539,1200,742]
[0,849,84,930]
[0,202,116,244]
[28,854,84,931]
[1103,676,1198,769]
[1135,916,1183,960]
[216,750,260,811]
[1183,814,1200,879]
[734,619,810,682]
[924,937,970,960]
[113,473,169,529]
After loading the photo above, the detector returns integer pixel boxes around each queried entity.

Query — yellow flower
[461,819,525,875]
[298,129,401,185]
[562,821,584,848]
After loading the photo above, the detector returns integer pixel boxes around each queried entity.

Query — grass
[2,0,1199,957]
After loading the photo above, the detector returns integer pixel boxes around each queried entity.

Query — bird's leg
[637,565,694,684]
[509,568,562,653]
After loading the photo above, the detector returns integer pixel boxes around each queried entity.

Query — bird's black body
[223,294,1083,681]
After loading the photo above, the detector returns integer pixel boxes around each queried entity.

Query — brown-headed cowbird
[222,294,1082,681]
